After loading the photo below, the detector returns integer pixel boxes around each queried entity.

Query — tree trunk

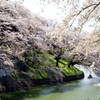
[68,62,70,68]
[56,58,59,67]
[22,65,27,71]
[68,55,76,68]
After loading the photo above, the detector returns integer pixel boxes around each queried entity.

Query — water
[0,65,100,100]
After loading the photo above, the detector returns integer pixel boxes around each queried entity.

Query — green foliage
[15,49,83,80]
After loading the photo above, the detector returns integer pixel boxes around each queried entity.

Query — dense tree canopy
[38,0,100,75]
[0,0,66,83]
[0,0,48,75]
[1,0,100,93]
[2,0,100,94]
[7,0,100,75]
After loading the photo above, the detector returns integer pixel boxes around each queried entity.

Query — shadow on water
[0,79,84,100]
[0,79,90,100]
[0,65,100,100]
[0,85,47,100]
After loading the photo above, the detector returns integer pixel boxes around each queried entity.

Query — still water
[0,65,100,100]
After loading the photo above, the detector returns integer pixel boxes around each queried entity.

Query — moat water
[0,65,100,100]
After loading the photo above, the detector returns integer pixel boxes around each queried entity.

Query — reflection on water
[75,64,100,86]
[0,65,100,100]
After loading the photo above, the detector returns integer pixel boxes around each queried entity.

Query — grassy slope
[0,50,84,99]
[18,50,83,79]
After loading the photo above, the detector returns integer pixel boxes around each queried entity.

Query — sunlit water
[0,65,100,100]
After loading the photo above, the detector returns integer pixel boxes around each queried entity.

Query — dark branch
[77,2,100,16]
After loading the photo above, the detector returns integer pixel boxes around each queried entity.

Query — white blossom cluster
[0,68,12,77]
[0,0,48,77]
